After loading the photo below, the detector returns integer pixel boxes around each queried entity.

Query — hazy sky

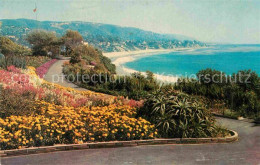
[0,0,260,44]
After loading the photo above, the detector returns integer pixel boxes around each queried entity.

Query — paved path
[2,118,259,165]
[43,57,87,91]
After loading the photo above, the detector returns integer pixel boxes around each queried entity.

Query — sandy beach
[103,48,192,58]
[103,48,196,83]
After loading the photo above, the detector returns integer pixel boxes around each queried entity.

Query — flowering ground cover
[0,101,155,149]
[36,59,57,78]
[0,65,156,149]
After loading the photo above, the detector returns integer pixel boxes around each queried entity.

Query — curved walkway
[2,59,259,165]
[43,57,87,91]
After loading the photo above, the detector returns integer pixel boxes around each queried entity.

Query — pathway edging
[0,130,238,157]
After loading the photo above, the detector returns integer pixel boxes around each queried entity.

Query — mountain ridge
[0,18,206,52]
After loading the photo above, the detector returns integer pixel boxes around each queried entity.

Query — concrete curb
[0,130,238,157]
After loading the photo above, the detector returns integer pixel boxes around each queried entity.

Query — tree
[232,70,259,93]
[62,30,83,56]
[26,30,58,56]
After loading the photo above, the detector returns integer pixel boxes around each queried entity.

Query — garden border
[0,130,238,157]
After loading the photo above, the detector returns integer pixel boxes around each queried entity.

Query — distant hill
[0,18,206,52]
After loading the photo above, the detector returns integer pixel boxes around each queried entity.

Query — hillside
[0,19,206,52]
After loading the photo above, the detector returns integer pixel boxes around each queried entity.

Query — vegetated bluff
[0,19,206,52]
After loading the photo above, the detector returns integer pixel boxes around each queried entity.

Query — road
[1,117,259,165]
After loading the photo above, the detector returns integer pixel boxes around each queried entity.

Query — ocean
[124,45,260,77]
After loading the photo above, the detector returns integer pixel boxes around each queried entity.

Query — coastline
[103,48,193,58]
[103,48,198,83]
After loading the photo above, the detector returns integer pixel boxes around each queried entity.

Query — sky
[0,0,260,44]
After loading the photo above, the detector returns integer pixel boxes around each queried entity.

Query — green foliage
[24,56,51,68]
[0,36,29,69]
[0,35,51,69]
[26,30,59,56]
[0,55,51,69]
[98,50,116,74]
[0,55,26,69]
[70,51,81,64]
[176,69,260,118]
[197,68,226,85]
[67,44,116,73]
[63,61,159,100]
[62,30,83,56]
[0,36,30,56]
[138,88,228,138]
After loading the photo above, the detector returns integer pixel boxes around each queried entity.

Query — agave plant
[156,112,176,137]
[138,88,228,138]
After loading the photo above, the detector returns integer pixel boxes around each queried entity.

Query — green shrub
[0,55,51,69]
[0,36,31,56]
[25,56,51,68]
[175,69,260,118]
[63,61,160,100]
[138,88,228,138]
[0,53,4,59]
[0,55,27,69]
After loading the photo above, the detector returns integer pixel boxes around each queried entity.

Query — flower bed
[0,66,154,149]
[0,66,143,113]
[36,59,57,78]
[0,101,156,150]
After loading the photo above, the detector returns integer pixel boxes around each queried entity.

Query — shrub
[0,36,30,56]
[25,56,51,68]
[0,55,51,69]
[138,88,228,138]
[175,69,260,118]
[63,62,160,100]
[66,44,116,73]
[0,55,27,69]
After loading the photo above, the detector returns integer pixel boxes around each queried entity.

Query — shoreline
[103,47,194,58]
[103,48,200,83]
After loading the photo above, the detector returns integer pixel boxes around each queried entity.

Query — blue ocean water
[124,45,260,76]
